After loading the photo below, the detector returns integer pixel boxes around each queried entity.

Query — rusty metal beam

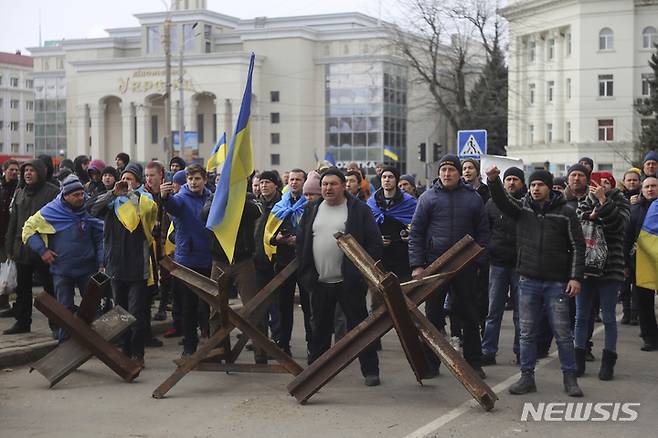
[188,363,288,373]
[77,271,111,324]
[34,293,140,383]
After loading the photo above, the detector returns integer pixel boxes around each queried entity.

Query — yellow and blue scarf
[262,191,306,261]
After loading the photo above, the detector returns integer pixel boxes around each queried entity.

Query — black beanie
[503,167,525,183]
[438,154,461,174]
[259,170,281,187]
[528,170,554,188]
[121,162,143,183]
[169,156,186,169]
[578,157,594,170]
[101,166,119,180]
[381,165,400,183]
[568,163,590,179]
[319,167,346,183]
[116,152,130,164]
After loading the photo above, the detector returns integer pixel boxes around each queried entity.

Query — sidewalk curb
[0,319,171,369]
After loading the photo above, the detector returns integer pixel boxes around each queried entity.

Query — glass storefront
[34,76,67,157]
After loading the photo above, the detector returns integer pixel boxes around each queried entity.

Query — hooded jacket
[409,179,489,268]
[489,176,586,282]
[5,160,60,264]
[486,185,527,268]
[73,155,90,185]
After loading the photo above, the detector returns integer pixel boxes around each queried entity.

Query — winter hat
[61,174,84,195]
[627,167,642,176]
[503,166,525,183]
[461,158,481,175]
[590,171,616,189]
[101,166,119,180]
[400,174,416,187]
[568,163,591,179]
[553,176,568,189]
[173,169,188,186]
[259,170,280,187]
[169,156,186,169]
[528,170,554,188]
[115,152,130,165]
[644,150,658,164]
[303,170,322,195]
[578,157,594,170]
[121,162,143,183]
[381,165,400,183]
[88,159,106,174]
[319,167,346,183]
[437,154,461,174]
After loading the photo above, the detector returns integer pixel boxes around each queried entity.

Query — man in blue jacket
[160,164,212,356]
[409,154,489,379]
[23,175,104,342]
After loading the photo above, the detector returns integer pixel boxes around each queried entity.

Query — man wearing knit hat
[643,150,658,179]
[565,163,590,211]
[409,154,489,379]
[100,167,119,194]
[169,156,186,174]
[398,174,417,198]
[23,175,104,342]
[486,165,586,397]
[481,167,526,366]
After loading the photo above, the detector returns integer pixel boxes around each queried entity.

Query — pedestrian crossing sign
[457,130,487,159]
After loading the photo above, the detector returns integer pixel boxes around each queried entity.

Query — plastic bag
[582,220,608,278]
[0,260,17,295]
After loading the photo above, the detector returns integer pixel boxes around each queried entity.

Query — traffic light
[433,143,443,162]
[418,142,426,162]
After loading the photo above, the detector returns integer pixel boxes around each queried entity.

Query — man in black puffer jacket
[409,154,489,379]
[487,166,585,397]
[481,167,526,365]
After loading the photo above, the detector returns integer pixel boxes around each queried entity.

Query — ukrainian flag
[636,200,658,291]
[383,145,399,162]
[206,132,227,173]
[206,53,255,263]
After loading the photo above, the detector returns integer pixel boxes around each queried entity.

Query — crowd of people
[0,149,656,395]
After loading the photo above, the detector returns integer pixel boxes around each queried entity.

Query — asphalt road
[1,303,656,438]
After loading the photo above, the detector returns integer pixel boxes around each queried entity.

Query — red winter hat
[590,171,616,188]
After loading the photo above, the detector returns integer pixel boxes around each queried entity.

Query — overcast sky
[0,0,397,53]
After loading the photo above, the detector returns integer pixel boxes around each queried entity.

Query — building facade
[0,51,34,155]
[502,0,658,176]
[26,0,450,177]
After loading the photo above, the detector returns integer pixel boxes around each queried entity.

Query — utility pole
[163,17,173,163]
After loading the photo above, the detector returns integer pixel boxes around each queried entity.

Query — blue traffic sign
[457,130,487,159]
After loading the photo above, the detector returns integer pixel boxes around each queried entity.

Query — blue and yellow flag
[262,191,307,261]
[206,132,227,173]
[636,200,658,291]
[383,145,399,162]
[206,53,255,263]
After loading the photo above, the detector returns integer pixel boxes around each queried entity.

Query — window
[546,123,553,143]
[566,121,572,143]
[598,119,614,141]
[599,28,613,50]
[0,98,2,107]
[26,123,34,132]
[147,26,160,54]
[204,24,212,53]
[25,79,33,88]
[599,163,613,172]
[11,143,19,153]
[643,27,657,49]
[566,78,572,100]
[10,122,19,131]
[26,144,34,154]
[270,112,280,124]
[0,121,3,129]
[197,113,204,143]
[547,81,555,102]
[183,24,196,51]
[26,100,33,111]
[270,153,280,166]
[528,40,536,62]
[169,25,178,53]
[271,133,280,144]
[547,38,555,60]
[0,75,2,85]
[598,74,614,97]
[529,124,535,143]
[566,33,572,56]
[642,74,655,97]
[529,83,536,104]
[151,115,158,144]
[270,91,279,102]
[10,99,19,109]
[10,77,18,87]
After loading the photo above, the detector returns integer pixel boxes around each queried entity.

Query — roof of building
[0,51,33,68]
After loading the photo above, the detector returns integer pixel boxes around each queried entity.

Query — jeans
[308,281,379,376]
[518,276,576,373]
[481,265,519,356]
[575,279,620,352]
[177,266,211,353]
[112,279,148,359]
[53,272,94,343]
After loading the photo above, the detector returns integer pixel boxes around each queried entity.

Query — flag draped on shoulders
[22,194,105,246]
[109,186,158,244]
[263,191,307,261]
[206,132,227,173]
[636,200,658,291]
[367,190,417,226]
[206,53,255,263]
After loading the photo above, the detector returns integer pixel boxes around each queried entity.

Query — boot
[598,349,617,381]
[629,311,639,326]
[620,311,631,325]
[563,372,584,397]
[575,347,587,377]
[509,371,536,395]
[2,322,30,335]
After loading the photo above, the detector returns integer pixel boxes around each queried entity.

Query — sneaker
[163,327,182,338]
[364,374,381,386]
[3,323,30,335]
[145,337,164,348]
[481,353,496,366]
[153,310,167,321]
